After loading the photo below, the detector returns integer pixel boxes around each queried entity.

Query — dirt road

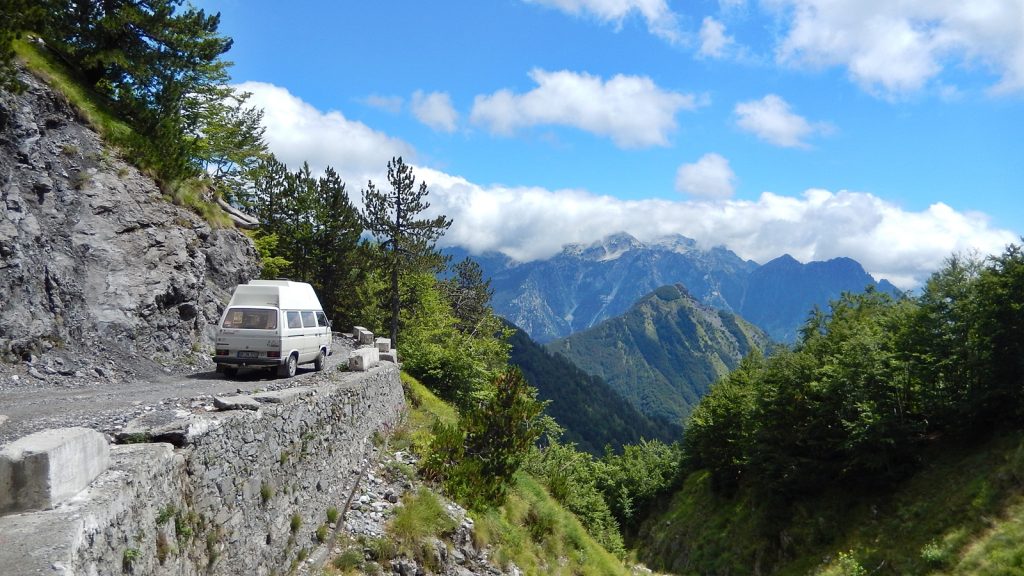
[0,335,355,445]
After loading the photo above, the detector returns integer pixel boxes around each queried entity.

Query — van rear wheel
[314,348,326,371]
[278,354,297,378]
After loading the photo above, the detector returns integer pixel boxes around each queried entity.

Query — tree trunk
[390,253,399,349]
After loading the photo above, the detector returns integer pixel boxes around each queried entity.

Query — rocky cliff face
[0,67,259,370]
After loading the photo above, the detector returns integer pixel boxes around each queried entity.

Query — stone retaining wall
[0,364,405,576]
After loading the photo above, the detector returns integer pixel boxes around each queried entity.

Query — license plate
[238,351,259,359]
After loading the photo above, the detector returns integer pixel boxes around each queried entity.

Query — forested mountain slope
[546,284,768,424]
[507,325,679,454]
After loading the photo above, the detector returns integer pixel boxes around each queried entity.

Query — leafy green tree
[361,157,452,347]
[399,273,509,408]
[683,352,764,494]
[972,242,1024,421]
[524,439,625,555]
[594,439,682,531]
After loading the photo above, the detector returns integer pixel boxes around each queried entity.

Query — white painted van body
[213,280,332,378]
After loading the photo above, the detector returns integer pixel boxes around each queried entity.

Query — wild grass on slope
[395,372,634,576]
[13,37,231,227]
[637,430,1024,576]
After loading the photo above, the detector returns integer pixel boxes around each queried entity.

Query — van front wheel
[278,354,297,378]
[314,348,326,371]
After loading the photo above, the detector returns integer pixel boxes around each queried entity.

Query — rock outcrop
[0,66,259,369]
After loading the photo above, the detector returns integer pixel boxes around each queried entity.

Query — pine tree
[361,157,452,348]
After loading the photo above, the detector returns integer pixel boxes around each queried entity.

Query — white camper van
[213,280,332,378]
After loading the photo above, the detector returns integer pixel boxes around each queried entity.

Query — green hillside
[508,325,680,454]
[637,430,1024,576]
[547,284,769,424]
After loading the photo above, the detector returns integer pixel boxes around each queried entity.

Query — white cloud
[734,94,831,148]
[675,153,736,199]
[236,81,412,184]
[470,69,701,148]
[246,82,1016,290]
[363,94,403,114]
[411,90,458,133]
[770,0,1024,96]
[423,173,1016,288]
[526,0,682,43]
[698,16,734,58]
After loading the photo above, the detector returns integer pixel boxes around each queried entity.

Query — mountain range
[448,232,900,343]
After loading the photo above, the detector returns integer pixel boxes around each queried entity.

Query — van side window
[301,311,316,328]
[287,311,302,329]
[316,311,329,328]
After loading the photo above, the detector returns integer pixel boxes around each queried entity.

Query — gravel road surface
[0,334,355,445]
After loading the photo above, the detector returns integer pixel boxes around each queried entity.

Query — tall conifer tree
[361,157,452,347]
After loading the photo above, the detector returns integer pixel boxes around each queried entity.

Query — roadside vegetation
[638,246,1024,574]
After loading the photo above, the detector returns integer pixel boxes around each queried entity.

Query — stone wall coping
[0,443,179,576]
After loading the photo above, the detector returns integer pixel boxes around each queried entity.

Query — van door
[300,310,318,362]
[284,310,304,362]
[316,311,331,354]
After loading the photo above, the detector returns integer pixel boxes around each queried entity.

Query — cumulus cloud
[422,173,1016,288]
[734,94,832,148]
[698,16,734,58]
[247,81,1016,289]
[411,90,458,133]
[771,0,1024,96]
[675,153,736,199]
[470,69,701,148]
[525,0,682,44]
[236,81,412,185]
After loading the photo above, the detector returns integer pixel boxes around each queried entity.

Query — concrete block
[374,337,392,352]
[353,326,374,345]
[0,427,110,515]
[381,351,398,364]
[348,347,380,371]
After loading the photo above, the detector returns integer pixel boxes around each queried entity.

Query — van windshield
[222,308,278,330]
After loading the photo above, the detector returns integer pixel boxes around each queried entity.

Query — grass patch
[473,473,631,575]
[14,38,136,152]
[14,38,231,228]
[388,487,457,552]
[397,372,457,458]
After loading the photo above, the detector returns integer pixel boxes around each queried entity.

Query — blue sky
[196,0,1023,287]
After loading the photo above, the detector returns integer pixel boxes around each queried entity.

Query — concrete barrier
[348,347,380,371]
[375,337,392,352]
[0,427,110,515]
[353,326,375,345]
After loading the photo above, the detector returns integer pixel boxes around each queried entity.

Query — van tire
[314,348,326,371]
[278,354,297,378]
